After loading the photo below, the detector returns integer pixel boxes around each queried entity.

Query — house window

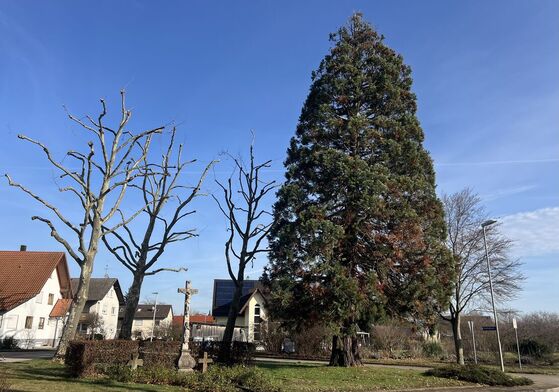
[48,293,55,305]
[38,317,45,330]
[25,316,33,329]
[253,305,261,341]
[136,319,143,326]
[111,307,116,315]
[35,292,43,304]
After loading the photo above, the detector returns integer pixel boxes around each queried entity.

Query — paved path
[0,349,54,362]
[254,356,559,391]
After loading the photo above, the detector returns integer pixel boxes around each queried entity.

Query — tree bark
[218,278,244,364]
[451,313,465,365]
[53,261,93,360]
[329,334,362,367]
[119,271,145,339]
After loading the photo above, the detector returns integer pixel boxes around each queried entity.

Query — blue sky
[0,1,557,315]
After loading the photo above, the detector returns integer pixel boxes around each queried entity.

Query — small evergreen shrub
[422,342,444,359]
[519,339,552,359]
[425,364,533,386]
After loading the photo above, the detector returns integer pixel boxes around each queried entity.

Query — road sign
[512,318,517,329]
[482,326,497,331]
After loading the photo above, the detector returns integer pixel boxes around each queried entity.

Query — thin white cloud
[500,207,559,257]
[481,184,536,202]
[436,158,559,167]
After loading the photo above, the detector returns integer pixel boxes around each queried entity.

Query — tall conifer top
[264,14,453,367]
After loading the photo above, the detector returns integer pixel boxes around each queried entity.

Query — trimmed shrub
[425,364,533,386]
[519,339,552,359]
[65,339,139,377]
[139,340,181,368]
[0,336,18,350]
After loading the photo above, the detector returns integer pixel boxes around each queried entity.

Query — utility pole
[468,320,478,364]
[150,292,158,342]
[482,219,505,372]
[513,318,522,369]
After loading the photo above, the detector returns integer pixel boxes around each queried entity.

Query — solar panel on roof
[212,279,259,310]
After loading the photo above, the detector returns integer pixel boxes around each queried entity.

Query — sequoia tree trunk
[119,271,145,339]
[451,314,465,365]
[329,334,362,367]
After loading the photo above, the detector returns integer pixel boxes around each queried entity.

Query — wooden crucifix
[177,280,198,371]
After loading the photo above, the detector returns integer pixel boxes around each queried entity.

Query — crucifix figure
[177,280,198,371]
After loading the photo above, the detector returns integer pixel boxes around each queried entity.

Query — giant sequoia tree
[263,14,454,367]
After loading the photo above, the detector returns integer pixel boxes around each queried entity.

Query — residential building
[0,247,72,348]
[125,304,173,340]
[71,277,124,339]
[211,279,267,342]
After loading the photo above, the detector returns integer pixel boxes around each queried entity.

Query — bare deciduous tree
[213,143,275,363]
[441,188,524,365]
[102,129,215,339]
[5,91,162,359]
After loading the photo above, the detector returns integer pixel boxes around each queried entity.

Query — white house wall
[0,269,64,348]
[80,285,121,339]
[131,309,173,339]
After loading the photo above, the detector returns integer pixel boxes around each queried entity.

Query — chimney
[20,245,27,251]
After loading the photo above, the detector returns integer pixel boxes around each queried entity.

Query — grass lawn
[0,360,182,392]
[258,362,470,391]
[1,359,473,392]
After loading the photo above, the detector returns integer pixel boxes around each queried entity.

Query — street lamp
[150,292,159,342]
[481,219,505,372]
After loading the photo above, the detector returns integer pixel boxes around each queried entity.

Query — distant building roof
[49,298,73,318]
[133,304,173,319]
[70,277,125,305]
[0,250,72,312]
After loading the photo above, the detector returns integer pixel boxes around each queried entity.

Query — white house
[71,277,124,339]
[212,279,267,342]
[126,304,173,340]
[0,247,72,348]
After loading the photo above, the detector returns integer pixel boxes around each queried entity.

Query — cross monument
[177,280,198,371]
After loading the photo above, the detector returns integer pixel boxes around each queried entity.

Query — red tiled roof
[0,251,72,312]
[172,314,215,326]
[49,298,72,317]
[191,314,215,324]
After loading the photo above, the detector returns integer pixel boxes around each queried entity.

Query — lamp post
[150,292,159,342]
[481,219,505,372]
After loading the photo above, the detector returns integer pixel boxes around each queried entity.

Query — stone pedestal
[177,348,196,372]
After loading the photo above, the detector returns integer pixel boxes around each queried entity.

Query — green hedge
[65,340,182,377]
[139,340,181,368]
[425,364,533,386]
[66,340,139,377]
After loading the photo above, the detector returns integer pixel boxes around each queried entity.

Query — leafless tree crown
[442,188,524,318]
[101,128,216,276]
[5,91,162,266]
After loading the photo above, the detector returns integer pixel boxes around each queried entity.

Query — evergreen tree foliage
[263,14,454,366]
